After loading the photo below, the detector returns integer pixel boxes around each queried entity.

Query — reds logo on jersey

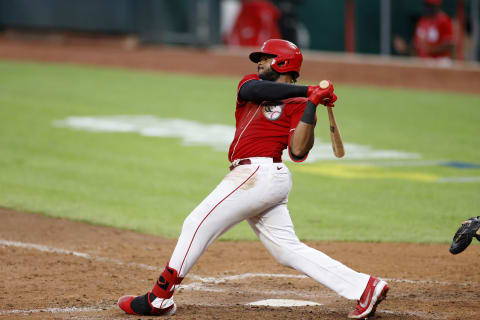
[417,26,439,43]
[261,101,285,121]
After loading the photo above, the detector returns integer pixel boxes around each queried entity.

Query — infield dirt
[1,209,479,320]
[0,36,479,319]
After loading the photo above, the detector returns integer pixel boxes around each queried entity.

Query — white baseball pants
[168,157,370,300]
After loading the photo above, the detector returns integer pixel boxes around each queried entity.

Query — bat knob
[319,80,330,89]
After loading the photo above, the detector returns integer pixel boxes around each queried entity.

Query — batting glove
[308,81,335,107]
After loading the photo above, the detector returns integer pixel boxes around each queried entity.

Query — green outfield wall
[0,0,475,58]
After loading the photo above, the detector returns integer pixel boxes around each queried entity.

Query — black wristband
[300,101,317,125]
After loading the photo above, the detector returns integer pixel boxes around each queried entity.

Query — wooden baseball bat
[326,106,345,158]
[319,80,345,158]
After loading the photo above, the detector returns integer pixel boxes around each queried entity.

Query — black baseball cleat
[118,292,176,316]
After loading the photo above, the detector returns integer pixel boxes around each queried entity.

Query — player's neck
[277,74,294,84]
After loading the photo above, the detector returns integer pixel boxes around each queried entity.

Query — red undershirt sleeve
[236,74,260,106]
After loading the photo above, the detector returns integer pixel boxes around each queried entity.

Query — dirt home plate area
[1,209,479,320]
[0,37,479,319]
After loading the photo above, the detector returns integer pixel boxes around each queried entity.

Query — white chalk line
[188,272,306,283]
[1,239,475,289]
[0,306,113,315]
[0,239,157,271]
[0,304,440,320]
[0,239,472,320]
[0,238,448,320]
[179,281,324,299]
[186,273,476,287]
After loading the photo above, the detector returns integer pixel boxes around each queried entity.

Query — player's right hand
[324,93,337,107]
[307,81,335,107]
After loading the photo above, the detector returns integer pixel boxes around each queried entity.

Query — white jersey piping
[230,106,261,161]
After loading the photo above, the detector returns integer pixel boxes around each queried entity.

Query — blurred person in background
[394,0,454,60]
[275,0,301,44]
[275,0,310,48]
[224,0,281,47]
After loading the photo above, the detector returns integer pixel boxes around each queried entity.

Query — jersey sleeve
[438,13,454,43]
[236,74,260,107]
[287,99,316,163]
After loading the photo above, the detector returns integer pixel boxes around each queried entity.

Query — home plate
[247,299,322,307]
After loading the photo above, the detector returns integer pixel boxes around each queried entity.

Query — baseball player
[118,39,389,319]
[394,0,454,59]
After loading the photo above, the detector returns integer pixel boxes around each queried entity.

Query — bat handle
[327,106,335,131]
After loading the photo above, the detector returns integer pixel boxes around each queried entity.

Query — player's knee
[268,239,305,267]
[274,251,292,267]
[272,248,295,267]
[181,214,202,233]
[258,226,306,267]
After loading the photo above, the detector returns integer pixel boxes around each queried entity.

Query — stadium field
[1,60,479,243]
[1,48,479,320]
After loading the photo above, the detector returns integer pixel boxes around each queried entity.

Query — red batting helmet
[249,39,303,76]
[424,0,441,6]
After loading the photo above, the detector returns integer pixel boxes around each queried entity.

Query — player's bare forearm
[428,41,454,55]
[290,121,315,157]
[290,85,337,157]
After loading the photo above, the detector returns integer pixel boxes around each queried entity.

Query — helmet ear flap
[271,57,289,73]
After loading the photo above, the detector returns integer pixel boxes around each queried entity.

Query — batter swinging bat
[319,80,345,158]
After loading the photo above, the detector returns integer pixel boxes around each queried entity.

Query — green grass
[0,60,479,243]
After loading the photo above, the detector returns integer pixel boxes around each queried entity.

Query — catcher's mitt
[449,216,480,255]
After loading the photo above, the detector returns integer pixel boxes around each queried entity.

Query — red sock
[151,264,184,299]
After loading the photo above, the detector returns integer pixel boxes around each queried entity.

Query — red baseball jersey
[228,74,314,163]
[224,1,281,47]
[413,11,454,58]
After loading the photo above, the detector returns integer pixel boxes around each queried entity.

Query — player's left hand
[307,82,335,107]
[449,216,480,254]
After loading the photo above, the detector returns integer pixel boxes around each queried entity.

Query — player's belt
[229,157,281,171]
